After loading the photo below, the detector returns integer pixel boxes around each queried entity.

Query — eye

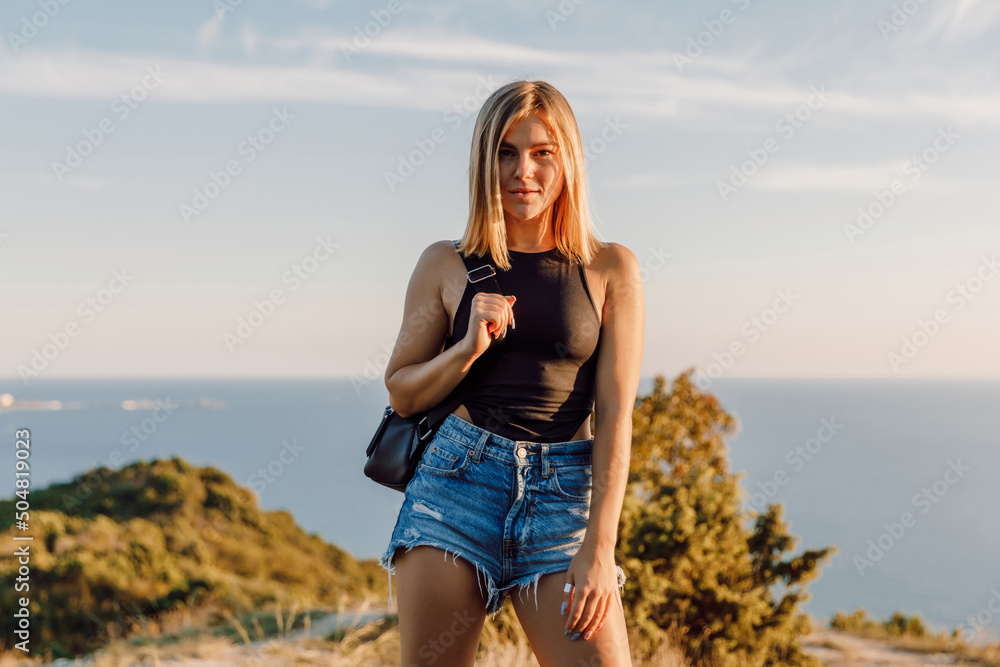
[499,149,516,158]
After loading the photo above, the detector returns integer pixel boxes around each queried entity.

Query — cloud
[750,161,972,194]
[61,175,105,190]
[272,30,576,67]
[197,14,224,49]
[0,49,477,110]
[241,24,260,56]
[891,0,1000,45]
[605,172,703,191]
[291,0,342,7]
[935,0,1000,41]
[1,33,998,127]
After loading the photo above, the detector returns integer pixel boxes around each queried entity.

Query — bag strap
[419,240,507,433]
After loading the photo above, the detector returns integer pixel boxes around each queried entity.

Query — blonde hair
[459,80,605,271]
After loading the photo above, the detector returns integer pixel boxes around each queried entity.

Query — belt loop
[472,429,489,463]
[541,443,550,477]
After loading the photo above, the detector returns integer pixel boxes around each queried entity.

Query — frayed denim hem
[378,540,505,618]
[378,540,628,619]
[499,564,628,614]
[499,567,561,614]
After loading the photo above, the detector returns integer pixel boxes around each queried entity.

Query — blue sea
[2,376,998,641]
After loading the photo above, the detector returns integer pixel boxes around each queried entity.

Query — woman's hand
[462,293,516,359]
[562,541,623,641]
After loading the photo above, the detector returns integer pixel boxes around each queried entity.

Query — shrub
[618,370,834,666]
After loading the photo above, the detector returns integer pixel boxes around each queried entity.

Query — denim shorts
[378,412,626,617]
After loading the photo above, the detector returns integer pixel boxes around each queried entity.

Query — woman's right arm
[384,241,512,418]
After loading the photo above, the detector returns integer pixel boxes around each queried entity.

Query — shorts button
[517,447,527,458]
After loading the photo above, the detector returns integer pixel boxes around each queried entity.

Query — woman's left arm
[563,242,644,641]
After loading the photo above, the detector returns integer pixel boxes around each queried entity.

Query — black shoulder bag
[364,240,507,492]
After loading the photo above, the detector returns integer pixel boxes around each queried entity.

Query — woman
[379,79,644,667]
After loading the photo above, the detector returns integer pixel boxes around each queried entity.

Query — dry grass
[0,598,692,667]
[803,627,1000,667]
[881,634,1000,667]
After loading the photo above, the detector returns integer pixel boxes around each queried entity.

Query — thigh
[394,545,489,667]
[511,570,632,667]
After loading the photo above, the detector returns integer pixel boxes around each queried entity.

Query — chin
[506,210,543,222]
[503,201,546,218]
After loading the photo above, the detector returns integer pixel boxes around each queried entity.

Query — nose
[514,151,533,179]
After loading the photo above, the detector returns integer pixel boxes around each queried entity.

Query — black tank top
[445,244,601,443]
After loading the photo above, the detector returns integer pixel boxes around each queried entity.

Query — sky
[1,0,998,383]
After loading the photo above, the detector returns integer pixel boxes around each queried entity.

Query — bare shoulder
[411,239,463,285]
[410,240,470,332]
[596,241,639,266]
[592,242,641,287]
[384,240,462,387]
[420,239,462,265]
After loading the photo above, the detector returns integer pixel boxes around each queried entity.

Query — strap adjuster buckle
[417,415,435,441]
[467,265,496,284]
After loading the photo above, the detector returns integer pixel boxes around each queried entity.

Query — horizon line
[2,373,999,383]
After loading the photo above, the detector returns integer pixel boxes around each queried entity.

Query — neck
[504,211,556,252]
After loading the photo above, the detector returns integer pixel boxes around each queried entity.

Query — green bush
[831,608,928,639]
[617,370,834,666]
[0,457,372,658]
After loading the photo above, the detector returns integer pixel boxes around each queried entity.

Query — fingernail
[564,629,571,636]
[571,633,581,641]
[560,602,566,615]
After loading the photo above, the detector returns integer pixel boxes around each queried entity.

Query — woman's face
[497,112,565,226]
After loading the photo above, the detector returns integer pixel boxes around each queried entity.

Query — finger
[479,302,506,339]
[478,293,509,308]
[569,590,596,638]
[481,311,499,338]
[562,577,576,632]
[495,304,509,338]
[560,580,573,618]
[566,593,582,635]
[582,595,608,641]
[576,592,600,637]
[479,297,509,337]
[498,304,508,338]
[565,588,585,634]
[500,300,511,338]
